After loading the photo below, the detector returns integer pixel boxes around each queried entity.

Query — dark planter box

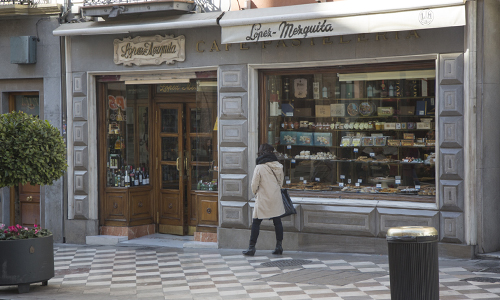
[0,235,54,293]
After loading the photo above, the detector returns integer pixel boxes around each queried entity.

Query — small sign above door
[114,35,185,66]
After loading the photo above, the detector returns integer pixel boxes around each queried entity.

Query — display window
[260,61,436,202]
[104,83,150,188]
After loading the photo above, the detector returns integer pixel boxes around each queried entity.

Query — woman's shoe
[242,242,256,256]
[272,240,283,255]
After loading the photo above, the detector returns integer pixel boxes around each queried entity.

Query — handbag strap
[266,165,281,188]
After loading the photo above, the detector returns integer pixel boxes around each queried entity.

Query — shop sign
[114,35,185,66]
[157,83,197,93]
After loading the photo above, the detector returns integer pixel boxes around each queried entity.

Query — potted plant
[0,111,67,293]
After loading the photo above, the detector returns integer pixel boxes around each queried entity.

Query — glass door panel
[161,137,179,161]
[161,109,178,133]
[162,165,180,189]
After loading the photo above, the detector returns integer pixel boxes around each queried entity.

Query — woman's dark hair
[258,143,275,156]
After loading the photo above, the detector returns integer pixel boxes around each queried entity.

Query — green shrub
[0,111,67,188]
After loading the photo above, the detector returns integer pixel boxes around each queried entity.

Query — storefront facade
[0,12,65,242]
[54,0,500,257]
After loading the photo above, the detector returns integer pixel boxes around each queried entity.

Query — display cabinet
[100,83,153,226]
[261,63,437,202]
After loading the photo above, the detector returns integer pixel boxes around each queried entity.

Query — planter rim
[0,234,53,241]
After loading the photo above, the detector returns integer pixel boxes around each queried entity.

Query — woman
[243,143,285,256]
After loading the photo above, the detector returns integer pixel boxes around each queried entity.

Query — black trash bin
[386,226,439,300]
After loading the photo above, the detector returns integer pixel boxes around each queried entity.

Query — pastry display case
[261,62,437,202]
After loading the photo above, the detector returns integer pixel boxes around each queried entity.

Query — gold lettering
[406,30,420,39]
[357,34,368,42]
[310,39,315,46]
[240,43,249,50]
[262,41,272,49]
[291,39,301,47]
[276,40,287,48]
[375,33,388,41]
[322,37,333,45]
[197,41,206,52]
[225,44,232,51]
[339,36,351,44]
[210,40,221,52]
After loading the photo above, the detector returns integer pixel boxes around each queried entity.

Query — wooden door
[8,92,41,227]
[155,103,186,235]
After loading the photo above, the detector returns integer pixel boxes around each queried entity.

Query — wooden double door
[154,101,217,235]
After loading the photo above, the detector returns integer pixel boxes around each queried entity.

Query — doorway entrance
[8,92,41,227]
[154,99,217,235]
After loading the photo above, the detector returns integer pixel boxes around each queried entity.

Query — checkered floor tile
[1,244,500,299]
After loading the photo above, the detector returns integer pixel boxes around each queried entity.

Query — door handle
[26,196,32,202]
[185,157,188,171]
[176,157,180,171]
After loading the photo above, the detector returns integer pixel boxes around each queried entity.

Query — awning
[220,0,465,44]
[53,11,223,36]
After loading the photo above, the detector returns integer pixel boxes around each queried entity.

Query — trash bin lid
[386,226,438,242]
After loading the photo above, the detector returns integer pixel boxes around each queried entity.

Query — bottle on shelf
[270,76,279,102]
[114,136,121,150]
[134,168,140,186]
[139,168,143,185]
[389,83,394,97]
[380,80,387,97]
[129,166,135,187]
[322,86,328,99]
[367,84,373,97]
[124,169,130,187]
[283,77,290,101]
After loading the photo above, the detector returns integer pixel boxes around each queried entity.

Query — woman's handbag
[268,167,297,218]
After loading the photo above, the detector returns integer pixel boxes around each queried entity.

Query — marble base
[100,224,155,240]
[194,231,217,243]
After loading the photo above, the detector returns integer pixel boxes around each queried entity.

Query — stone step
[86,235,128,246]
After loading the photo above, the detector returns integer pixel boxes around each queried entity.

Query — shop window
[105,83,150,187]
[261,62,436,201]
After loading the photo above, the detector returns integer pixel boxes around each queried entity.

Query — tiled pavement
[2,242,500,299]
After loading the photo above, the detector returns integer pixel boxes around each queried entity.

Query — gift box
[294,108,311,117]
[330,104,345,117]
[416,122,432,129]
[280,131,297,145]
[296,132,313,145]
[377,107,394,116]
[281,103,294,117]
[314,132,332,146]
[315,105,331,117]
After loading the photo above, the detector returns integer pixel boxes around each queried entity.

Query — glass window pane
[161,109,178,133]
[162,165,179,189]
[264,64,436,200]
[161,137,178,162]
[104,83,150,187]
[191,166,217,191]
[191,137,213,162]
[190,107,213,133]
[15,95,39,117]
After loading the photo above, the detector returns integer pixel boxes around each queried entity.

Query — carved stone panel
[74,171,88,194]
[219,119,248,147]
[301,205,377,237]
[219,65,248,92]
[248,201,300,231]
[440,148,464,181]
[73,97,88,121]
[72,72,86,97]
[439,180,464,211]
[220,147,247,174]
[378,208,439,237]
[439,53,464,85]
[74,146,88,169]
[440,211,464,243]
[219,174,248,201]
[439,116,464,148]
[73,121,88,146]
[74,195,89,220]
[220,93,248,119]
[439,85,463,116]
[220,201,248,229]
